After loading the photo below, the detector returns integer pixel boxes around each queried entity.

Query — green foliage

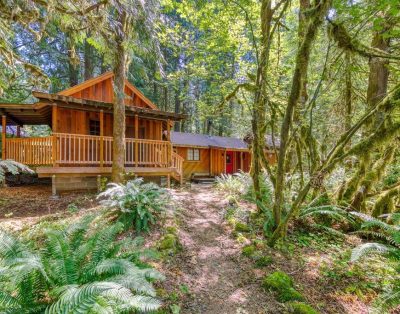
[287,302,319,314]
[158,233,180,252]
[263,271,304,302]
[0,159,33,182]
[242,245,256,257]
[253,254,273,267]
[0,216,164,313]
[98,178,168,232]
[234,222,251,233]
[348,212,400,312]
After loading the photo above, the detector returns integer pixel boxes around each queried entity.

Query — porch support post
[134,114,139,167]
[167,119,171,167]
[224,149,227,174]
[167,174,171,188]
[16,125,21,137]
[210,148,213,176]
[52,105,58,167]
[2,115,6,160]
[240,151,243,171]
[100,110,104,167]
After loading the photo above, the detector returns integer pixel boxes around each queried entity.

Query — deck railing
[5,133,182,177]
[172,152,184,176]
[5,137,53,165]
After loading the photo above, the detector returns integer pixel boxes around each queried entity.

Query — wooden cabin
[0,72,185,191]
[171,132,277,181]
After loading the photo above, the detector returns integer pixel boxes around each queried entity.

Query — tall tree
[86,0,160,183]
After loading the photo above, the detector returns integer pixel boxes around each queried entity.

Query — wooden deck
[4,133,183,184]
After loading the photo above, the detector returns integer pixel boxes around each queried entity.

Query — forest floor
[0,184,396,313]
[160,185,393,314]
[162,185,282,313]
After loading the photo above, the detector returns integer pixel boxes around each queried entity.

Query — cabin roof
[170,132,278,150]
[58,71,158,110]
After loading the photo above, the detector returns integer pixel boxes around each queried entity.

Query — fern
[0,159,33,182]
[350,212,400,312]
[98,178,168,232]
[0,218,163,313]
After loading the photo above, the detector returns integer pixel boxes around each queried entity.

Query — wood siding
[56,108,163,140]
[174,146,253,178]
[175,147,210,179]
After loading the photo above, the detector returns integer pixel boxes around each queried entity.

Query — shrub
[98,178,168,232]
[263,271,304,302]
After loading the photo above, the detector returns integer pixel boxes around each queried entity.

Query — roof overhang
[0,103,51,125]
[33,92,186,121]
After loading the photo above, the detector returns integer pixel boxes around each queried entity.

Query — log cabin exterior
[0,72,186,190]
[171,132,277,181]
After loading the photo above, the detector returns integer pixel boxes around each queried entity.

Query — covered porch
[0,92,185,187]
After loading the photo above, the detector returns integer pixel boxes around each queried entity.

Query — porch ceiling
[0,103,51,125]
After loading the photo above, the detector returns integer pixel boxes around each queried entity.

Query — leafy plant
[0,216,164,313]
[98,178,168,232]
[350,212,400,312]
[0,159,33,182]
[215,173,248,198]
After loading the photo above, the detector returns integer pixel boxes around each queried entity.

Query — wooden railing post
[100,110,104,167]
[52,105,58,166]
[166,119,171,166]
[134,114,139,167]
[2,115,6,160]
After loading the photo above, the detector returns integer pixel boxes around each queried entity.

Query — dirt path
[169,185,280,314]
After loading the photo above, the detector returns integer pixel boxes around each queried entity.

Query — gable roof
[58,71,158,110]
[170,132,279,150]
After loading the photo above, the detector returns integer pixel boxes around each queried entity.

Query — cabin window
[89,119,100,136]
[187,148,200,161]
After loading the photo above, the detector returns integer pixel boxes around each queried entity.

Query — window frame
[187,148,200,161]
[89,119,100,136]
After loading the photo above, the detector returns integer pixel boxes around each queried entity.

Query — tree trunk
[66,33,79,87]
[270,0,331,244]
[84,35,94,80]
[251,0,273,215]
[174,85,181,131]
[111,13,127,183]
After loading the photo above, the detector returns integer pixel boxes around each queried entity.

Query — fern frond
[350,243,389,262]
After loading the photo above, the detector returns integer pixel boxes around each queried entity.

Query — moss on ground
[287,302,319,314]
[263,271,304,302]
[242,244,256,257]
[254,255,273,267]
[158,233,181,253]
[235,222,251,232]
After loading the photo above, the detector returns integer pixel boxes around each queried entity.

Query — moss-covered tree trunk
[251,0,273,215]
[270,0,332,244]
[84,34,94,80]
[341,27,391,208]
[111,12,127,183]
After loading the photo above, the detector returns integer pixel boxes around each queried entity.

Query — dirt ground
[166,185,283,314]
[0,184,97,219]
[163,185,376,314]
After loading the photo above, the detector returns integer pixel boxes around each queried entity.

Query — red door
[226,151,234,174]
